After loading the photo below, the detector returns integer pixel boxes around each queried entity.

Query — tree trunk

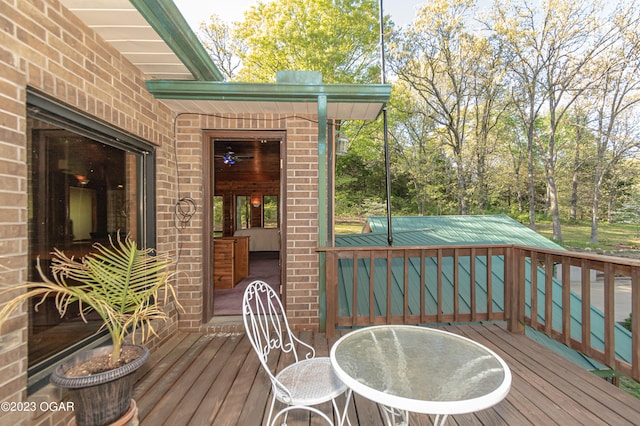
[590,162,605,243]
[570,140,580,221]
[607,177,617,223]
[590,184,600,243]
[548,175,563,241]
[454,147,467,215]
[527,125,536,230]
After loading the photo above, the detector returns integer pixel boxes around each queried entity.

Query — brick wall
[0,0,325,424]
[175,114,322,331]
[282,116,322,329]
[0,0,177,424]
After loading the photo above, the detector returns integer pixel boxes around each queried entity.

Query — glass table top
[330,325,511,415]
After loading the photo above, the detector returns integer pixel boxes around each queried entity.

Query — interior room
[27,116,141,368]
[210,135,282,315]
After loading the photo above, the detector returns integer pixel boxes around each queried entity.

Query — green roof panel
[334,215,632,369]
[360,215,563,250]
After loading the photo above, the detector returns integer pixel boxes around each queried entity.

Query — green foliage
[201,0,640,233]
[235,0,382,83]
[535,220,640,252]
[0,236,181,365]
[624,314,632,332]
[620,376,640,400]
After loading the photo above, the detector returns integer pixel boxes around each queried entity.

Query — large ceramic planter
[50,345,149,426]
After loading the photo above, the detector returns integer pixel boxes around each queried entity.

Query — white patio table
[330,325,512,426]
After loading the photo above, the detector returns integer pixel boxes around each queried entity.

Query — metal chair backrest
[242,281,316,390]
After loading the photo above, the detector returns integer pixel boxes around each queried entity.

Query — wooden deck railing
[319,245,640,382]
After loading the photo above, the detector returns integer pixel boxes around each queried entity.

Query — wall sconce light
[251,194,262,208]
[336,135,349,156]
[75,175,90,185]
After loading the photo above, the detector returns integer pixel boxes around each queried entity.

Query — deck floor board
[133,323,640,425]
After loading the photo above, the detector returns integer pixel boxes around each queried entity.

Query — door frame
[202,129,286,322]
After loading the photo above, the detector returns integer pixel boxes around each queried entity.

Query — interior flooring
[213,251,280,316]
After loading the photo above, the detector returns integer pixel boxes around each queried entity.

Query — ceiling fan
[215,146,253,165]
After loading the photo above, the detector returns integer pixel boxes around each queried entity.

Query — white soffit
[58,0,194,80]
[56,1,387,120]
[157,99,385,121]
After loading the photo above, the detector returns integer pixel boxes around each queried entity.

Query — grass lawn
[535,220,640,256]
[335,221,365,234]
[337,218,640,255]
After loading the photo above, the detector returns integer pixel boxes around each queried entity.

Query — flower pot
[50,345,149,426]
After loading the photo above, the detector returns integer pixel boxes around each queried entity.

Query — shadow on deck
[133,322,640,425]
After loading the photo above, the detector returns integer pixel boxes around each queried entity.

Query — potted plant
[0,235,181,426]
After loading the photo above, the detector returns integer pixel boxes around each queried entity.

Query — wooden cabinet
[232,236,249,282]
[213,236,249,289]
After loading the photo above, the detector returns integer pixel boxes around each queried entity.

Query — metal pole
[379,0,393,246]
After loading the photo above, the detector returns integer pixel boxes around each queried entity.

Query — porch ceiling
[146,80,391,120]
[58,0,223,81]
[58,0,390,120]
[157,99,387,120]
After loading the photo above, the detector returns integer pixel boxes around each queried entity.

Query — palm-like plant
[0,235,180,368]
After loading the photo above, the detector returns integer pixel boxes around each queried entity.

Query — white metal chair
[242,280,351,426]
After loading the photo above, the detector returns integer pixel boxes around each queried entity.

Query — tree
[234,0,381,83]
[490,0,547,229]
[585,2,640,242]
[390,0,480,214]
[565,103,596,222]
[468,35,508,211]
[388,83,456,215]
[491,0,620,241]
[198,0,389,219]
[197,15,244,80]
[195,0,640,225]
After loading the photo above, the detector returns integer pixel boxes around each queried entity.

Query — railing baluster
[420,249,426,323]
[470,247,477,322]
[632,267,639,380]
[487,248,493,319]
[604,262,615,367]
[561,256,571,346]
[352,251,359,326]
[544,254,553,337]
[386,250,392,323]
[369,251,375,325]
[453,249,459,322]
[530,250,539,330]
[403,249,410,323]
[320,244,640,382]
[437,248,443,323]
[581,259,591,357]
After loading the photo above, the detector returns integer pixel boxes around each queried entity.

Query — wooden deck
[132,322,640,425]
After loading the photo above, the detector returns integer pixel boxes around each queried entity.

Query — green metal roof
[132,0,224,81]
[146,80,392,104]
[132,2,391,120]
[525,326,610,372]
[334,215,632,370]
[359,215,563,250]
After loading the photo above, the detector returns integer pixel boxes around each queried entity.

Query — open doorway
[203,131,285,319]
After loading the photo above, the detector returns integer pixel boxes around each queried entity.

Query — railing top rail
[512,245,640,267]
[317,244,512,252]
[318,244,640,267]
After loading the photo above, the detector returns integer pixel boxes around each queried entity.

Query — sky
[173,0,427,31]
